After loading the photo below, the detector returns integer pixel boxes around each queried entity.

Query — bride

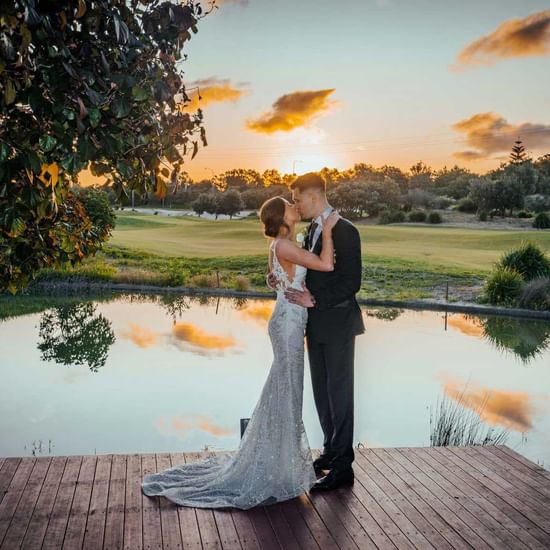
[141,196,340,509]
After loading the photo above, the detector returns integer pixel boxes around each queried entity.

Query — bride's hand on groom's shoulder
[323,211,341,231]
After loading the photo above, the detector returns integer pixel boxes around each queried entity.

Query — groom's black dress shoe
[313,455,333,471]
[310,467,354,491]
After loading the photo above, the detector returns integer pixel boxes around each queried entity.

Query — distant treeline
[96,149,550,221]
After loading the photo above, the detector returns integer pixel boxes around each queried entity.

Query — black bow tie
[308,221,318,242]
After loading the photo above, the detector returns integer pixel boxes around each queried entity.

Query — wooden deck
[1,445,549,549]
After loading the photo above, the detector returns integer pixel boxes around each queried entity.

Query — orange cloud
[246,89,337,134]
[455,10,550,68]
[157,415,235,438]
[452,112,550,161]
[171,322,237,354]
[443,379,536,432]
[448,315,484,338]
[120,322,161,348]
[182,77,247,111]
[238,302,274,325]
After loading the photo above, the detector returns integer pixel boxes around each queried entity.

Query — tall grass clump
[533,212,550,229]
[483,266,523,306]
[517,277,550,310]
[430,391,509,447]
[497,241,550,281]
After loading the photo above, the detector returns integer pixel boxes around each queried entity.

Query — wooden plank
[156,453,184,550]
[204,452,241,550]
[21,456,67,550]
[387,448,493,550]
[308,488,376,550]
[124,454,144,550]
[62,455,97,550]
[42,455,82,550]
[481,446,550,500]
[446,447,550,534]
[142,453,163,550]
[364,448,467,550]
[262,502,301,550]
[287,494,339,550]
[246,506,280,549]
[0,458,21,503]
[406,447,531,550]
[104,454,127,550]
[332,483,396,550]
[497,445,550,480]
[169,453,201,550]
[353,450,435,549]
[0,457,36,546]
[341,455,415,550]
[82,454,113,550]
[277,499,320,550]
[306,490,364,549]
[440,447,550,543]
[0,456,51,550]
[184,452,222,549]
[429,447,550,550]
[399,447,521,550]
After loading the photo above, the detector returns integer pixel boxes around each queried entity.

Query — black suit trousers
[307,333,355,471]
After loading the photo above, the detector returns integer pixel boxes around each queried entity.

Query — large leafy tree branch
[0,0,210,293]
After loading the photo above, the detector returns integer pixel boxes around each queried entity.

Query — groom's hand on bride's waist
[284,287,315,308]
[266,271,279,290]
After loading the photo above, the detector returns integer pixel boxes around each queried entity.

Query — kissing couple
[142,172,365,509]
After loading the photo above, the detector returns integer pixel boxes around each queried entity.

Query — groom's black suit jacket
[305,218,365,343]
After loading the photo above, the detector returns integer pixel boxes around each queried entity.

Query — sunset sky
[169,0,550,180]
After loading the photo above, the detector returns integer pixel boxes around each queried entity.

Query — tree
[409,161,434,189]
[216,169,262,191]
[192,193,217,217]
[510,138,527,165]
[216,189,244,219]
[1,0,209,293]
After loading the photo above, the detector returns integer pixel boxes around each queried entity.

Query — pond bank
[21,280,550,320]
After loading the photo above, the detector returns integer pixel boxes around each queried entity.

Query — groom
[283,172,365,491]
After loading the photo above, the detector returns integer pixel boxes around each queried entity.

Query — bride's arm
[275,221,336,272]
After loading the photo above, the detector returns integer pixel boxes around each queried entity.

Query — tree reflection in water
[38,302,115,372]
[474,315,550,364]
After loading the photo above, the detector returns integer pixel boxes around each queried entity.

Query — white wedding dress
[141,238,317,509]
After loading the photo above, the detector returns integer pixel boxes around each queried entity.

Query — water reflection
[1,292,548,467]
[157,415,236,439]
[480,315,550,364]
[443,377,535,432]
[37,302,115,372]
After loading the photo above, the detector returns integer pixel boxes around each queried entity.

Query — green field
[111,212,550,271]
[30,211,550,303]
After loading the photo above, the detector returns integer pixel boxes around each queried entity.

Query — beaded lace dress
[141,238,317,509]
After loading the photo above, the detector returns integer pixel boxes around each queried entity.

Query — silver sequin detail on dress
[141,238,316,509]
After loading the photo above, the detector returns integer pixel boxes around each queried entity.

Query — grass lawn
[29,211,550,303]
[111,212,550,271]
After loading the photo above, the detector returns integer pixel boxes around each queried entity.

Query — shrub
[191,274,218,288]
[483,266,523,306]
[457,198,477,213]
[432,196,454,210]
[518,277,550,310]
[533,212,550,229]
[497,242,550,281]
[427,212,443,224]
[516,210,532,219]
[478,210,488,221]
[378,210,406,225]
[408,211,427,223]
[234,275,251,291]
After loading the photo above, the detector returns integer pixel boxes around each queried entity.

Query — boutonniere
[296,227,308,246]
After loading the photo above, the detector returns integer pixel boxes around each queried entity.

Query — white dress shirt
[309,206,335,251]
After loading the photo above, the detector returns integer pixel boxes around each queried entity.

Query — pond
[1,293,549,470]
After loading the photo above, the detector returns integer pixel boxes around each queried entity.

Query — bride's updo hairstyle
[259,196,290,238]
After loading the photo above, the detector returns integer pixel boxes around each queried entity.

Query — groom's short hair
[290,172,326,194]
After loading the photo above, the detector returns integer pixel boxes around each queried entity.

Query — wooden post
[445,280,449,302]
[216,270,220,288]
